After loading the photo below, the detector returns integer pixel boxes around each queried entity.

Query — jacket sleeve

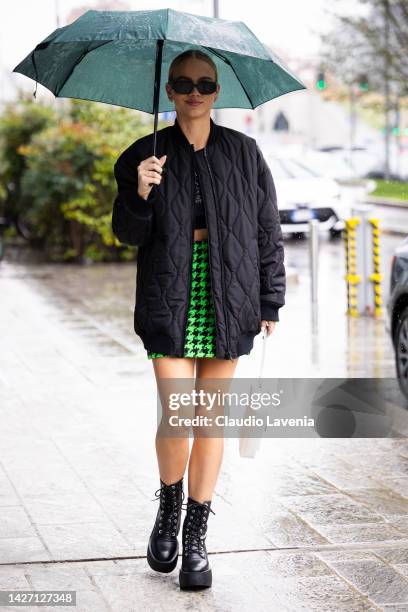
[111,150,156,247]
[256,144,286,322]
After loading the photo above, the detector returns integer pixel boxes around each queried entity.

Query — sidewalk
[1,258,408,611]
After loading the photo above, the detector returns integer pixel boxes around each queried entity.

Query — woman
[112,49,286,590]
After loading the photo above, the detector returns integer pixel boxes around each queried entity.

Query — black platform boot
[179,496,216,589]
[147,476,184,573]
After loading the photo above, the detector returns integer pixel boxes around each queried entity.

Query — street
[1,227,408,610]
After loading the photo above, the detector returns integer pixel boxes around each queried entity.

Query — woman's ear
[165,82,173,101]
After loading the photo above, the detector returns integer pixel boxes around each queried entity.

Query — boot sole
[147,542,179,573]
[179,568,212,589]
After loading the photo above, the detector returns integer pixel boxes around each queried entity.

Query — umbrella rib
[206,47,254,109]
[55,40,112,96]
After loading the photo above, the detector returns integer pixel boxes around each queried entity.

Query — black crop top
[193,150,207,230]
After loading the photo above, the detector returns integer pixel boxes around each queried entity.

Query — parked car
[316,145,383,180]
[386,235,408,400]
[364,142,408,181]
[264,153,348,239]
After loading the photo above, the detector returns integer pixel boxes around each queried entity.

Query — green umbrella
[12,8,307,155]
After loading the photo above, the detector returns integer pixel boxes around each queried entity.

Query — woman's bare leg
[151,357,195,485]
[188,357,239,503]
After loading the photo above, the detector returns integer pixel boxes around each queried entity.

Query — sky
[0,0,358,102]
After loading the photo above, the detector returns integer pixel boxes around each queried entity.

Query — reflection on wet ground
[1,235,408,609]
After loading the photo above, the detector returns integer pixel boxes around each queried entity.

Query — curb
[364,197,408,209]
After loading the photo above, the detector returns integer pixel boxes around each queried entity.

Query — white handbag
[239,327,268,458]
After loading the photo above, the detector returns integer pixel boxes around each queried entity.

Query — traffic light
[358,74,369,91]
[316,71,326,90]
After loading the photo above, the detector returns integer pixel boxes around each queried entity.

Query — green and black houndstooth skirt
[147,239,216,359]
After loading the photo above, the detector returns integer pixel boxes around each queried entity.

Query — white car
[264,154,347,238]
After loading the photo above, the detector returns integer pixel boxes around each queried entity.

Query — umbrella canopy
[12,8,307,154]
[13,8,306,110]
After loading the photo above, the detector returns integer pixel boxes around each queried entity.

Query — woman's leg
[151,356,195,485]
[188,357,239,502]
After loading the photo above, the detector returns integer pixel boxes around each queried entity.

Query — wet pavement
[1,233,408,611]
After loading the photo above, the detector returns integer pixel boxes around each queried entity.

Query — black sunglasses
[169,78,217,95]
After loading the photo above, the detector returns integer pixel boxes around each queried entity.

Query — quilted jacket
[112,117,286,360]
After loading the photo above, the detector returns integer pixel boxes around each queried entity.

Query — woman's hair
[168,50,218,83]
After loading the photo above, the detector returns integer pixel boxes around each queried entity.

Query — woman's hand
[261,320,276,337]
[137,154,167,200]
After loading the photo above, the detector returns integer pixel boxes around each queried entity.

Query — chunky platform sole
[147,541,179,573]
[179,567,212,589]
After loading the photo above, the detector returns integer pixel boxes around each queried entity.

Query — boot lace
[151,482,185,538]
[181,500,216,558]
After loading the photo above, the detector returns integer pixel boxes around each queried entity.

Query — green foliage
[0,95,167,261]
[0,94,58,216]
[371,179,408,200]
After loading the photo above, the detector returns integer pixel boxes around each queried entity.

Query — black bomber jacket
[112,117,286,360]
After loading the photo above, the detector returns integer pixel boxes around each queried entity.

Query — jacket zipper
[203,147,233,360]
[182,146,196,357]
[193,150,220,359]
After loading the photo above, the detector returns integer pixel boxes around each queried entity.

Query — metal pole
[309,220,319,335]
[395,95,401,178]
[351,204,374,315]
[384,0,391,180]
[349,83,356,177]
[55,0,60,28]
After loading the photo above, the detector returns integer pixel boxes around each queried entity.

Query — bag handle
[258,326,268,382]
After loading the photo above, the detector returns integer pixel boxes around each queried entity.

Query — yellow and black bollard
[344,218,361,317]
[369,218,383,318]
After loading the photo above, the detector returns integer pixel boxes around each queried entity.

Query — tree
[0,93,58,233]
[320,0,408,96]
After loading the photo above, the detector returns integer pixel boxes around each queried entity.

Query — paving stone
[22,493,108,525]
[380,478,408,499]
[36,522,135,560]
[70,588,112,612]
[264,512,328,547]
[374,548,408,564]
[0,470,20,506]
[0,566,30,589]
[277,493,384,526]
[343,488,408,517]
[26,564,93,591]
[6,466,89,498]
[0,253,407,608]
[0,506,36,539]
[316,548,379,562]
[0,536,50,564]
[313,523,408,544]
[328,559,408,605]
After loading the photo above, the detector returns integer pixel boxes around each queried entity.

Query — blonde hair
[168,50,218,83]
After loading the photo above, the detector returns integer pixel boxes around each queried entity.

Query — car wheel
[291,231,305,240]
[330,228,343,239]
[395,306,408,400]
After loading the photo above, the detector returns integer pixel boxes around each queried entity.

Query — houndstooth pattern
[147,240,216,359]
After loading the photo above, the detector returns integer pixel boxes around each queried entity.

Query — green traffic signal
[316,71,326,90]
[358,74,369,91]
